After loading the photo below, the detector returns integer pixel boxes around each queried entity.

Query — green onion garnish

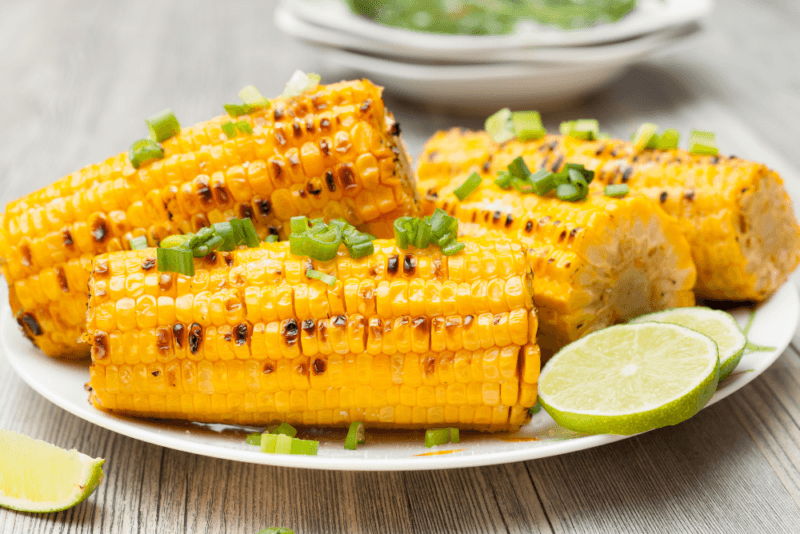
[212,222,236,251]
[221,121,237,139]
[494,170,513,189]
[688,130,718,156]
[268,422,298,438]
[507,156,531,180]
[530,169,556,195]
[604,184,630,198]
[453,172,482,201]
[128,139,164,169]
[561,119,599,140]
[346,241,374,259]
[290,438,319,456]
[223,103,250,117]
[290,216,311,235]
[234,120,252,135]
[160,234,190,249]
[394,217,414,249]
[260,433,278,453]
[657,128,680,150]
[246,433,262,446]
[305,225,342,261]
[441,241,466,256]
[306,268,337,286]
[632,123,659,152]
[530,401,542,415]
[129,236,148,250]
[282,70,321,99]
[485,107,515,143]
[424,428,456,448]
[450,428,460,444]
[512,110,546,141]
[265,234,278,243]
[156,247,194,277]
[146,108,181,143]
[258,529,295,534]
[238,85,269,108]
[275,434,293,454]
[345,422,366,450]
[556,182,582,202]
[240,218,260,248]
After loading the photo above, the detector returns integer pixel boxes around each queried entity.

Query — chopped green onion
[424,428,451,448]
[146,108,181,143]
[212,222,236,251]
[597,132,611,140]
[511,178,535,194]
[275,434,293,454]
[265,234,278,243]
[556,182,582,202]
[160,234,190,249]
[129,236,148,250]
[413,219,433,249]
[128,139,164,169]
[260,433,278,453]
[345,422,366,450]
[192,245,210,257]
[453,172,481,201]
[238,85,269,108]
[512,110,546,141]
[561,119,599,140]
[306,268,337,286]
[507,156,531,180]
[290,216,311,235]
[494,170,514,189]
[449,428,460,444]
[428,208,452,237]
[289,234,308,257]
[485,107,515,143]
[200,235,223,253]
[268,422,298,437]
[282,70,321,99]
[689,130,718,155]
[394,217,414,249]
[223,103,250,117]
[246,433,262,446]
[290,438,319,456]
[221,121,237,139]
[187,228,213,249]
[567,169,588,194]
[305,226,342,261]
[258,529,294,534]
[657,128,680,150]
[234,120,252,135]
[441,241,465,256]
[530,169,556,195]
[604,184,630,198]
[530,401,542,415]
[239,218,260,248]
[156,247,195,277]
[631,122,659,151]
[346,241,374,259]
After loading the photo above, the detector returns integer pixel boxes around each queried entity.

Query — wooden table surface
[2,1,800,532]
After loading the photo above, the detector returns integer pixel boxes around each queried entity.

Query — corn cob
[0,79,420,358]
[418,136,697,357]
[86,238,539,431]
[420,128,800,301]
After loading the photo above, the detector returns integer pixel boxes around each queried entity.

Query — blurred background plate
[275,4,702,64]
[282,0,712,52]
[315,28,698,115]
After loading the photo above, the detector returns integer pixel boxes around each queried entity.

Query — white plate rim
[2,282,796,471]
[281,0,713,50]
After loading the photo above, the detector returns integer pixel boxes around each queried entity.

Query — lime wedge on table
[538,323,719,435]
[0,429,104,513]
[630,307,746,381]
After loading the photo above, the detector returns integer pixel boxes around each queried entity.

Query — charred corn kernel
[420,128,800,302]
[87,239,539,430]
[2,79,420,359]
[419,129,698,358]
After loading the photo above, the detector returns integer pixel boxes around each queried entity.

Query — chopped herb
[485,107,515,143]
[238,85,269,108]
[128,139,164,169]
[221,121,237,139]
[146,108,181,142]
[604,184,630,197]
[631,123,659,151]
[128,236,148,250]
[689,130,718,156]
[453,172,482,201]
[512,110,546,141]
[234,120,252,135]
[306,268,337,286]
[345,422,366,450]
[156,247,194,277]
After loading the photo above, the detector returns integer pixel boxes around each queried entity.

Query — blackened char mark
[188,323,203,354]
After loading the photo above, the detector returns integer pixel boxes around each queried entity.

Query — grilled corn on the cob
[86,239,540,431]
[420,128,800,301]
[418,134,697,356]
[1,79,420,358]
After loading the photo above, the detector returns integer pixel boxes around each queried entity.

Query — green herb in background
[343,0,639,35]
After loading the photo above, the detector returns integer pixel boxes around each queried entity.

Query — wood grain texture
[2,0,800,532]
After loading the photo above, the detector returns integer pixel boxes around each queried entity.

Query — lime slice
[538,323,719,435]
[0,429,104,513]
[630,307,745,380]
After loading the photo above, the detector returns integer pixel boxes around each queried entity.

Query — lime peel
[0,429,104,513]
[538,323,719,435]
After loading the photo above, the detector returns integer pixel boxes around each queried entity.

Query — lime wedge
[0,429,104,513]
[538,323,719,435]
[630,307,745,380]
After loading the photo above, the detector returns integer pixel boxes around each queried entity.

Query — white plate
[3,283,796,471]
[315,31,695,115]
[282,0,713,51]
[275,5,701,64]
